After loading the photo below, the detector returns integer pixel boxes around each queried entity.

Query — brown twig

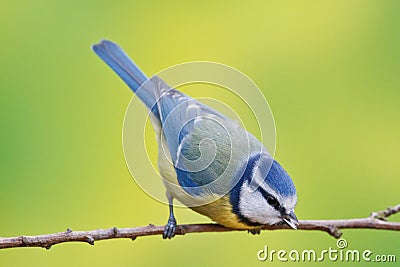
[1,204,399,250]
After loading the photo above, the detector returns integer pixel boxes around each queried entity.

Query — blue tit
[92,40,298,239]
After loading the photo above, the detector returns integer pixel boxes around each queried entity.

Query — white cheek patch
[238,181,282,225]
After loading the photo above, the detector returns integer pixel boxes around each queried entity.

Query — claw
[248,229,261,235]
[163,218,177,239]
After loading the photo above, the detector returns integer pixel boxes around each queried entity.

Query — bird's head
[230,153,298,229]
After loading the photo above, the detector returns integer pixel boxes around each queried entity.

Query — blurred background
[0,0,399,266]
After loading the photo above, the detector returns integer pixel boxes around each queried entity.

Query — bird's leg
[163,192,177,239]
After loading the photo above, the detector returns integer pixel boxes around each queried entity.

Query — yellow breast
[191,196,255,229]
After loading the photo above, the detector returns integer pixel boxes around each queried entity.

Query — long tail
[92,40,157,112]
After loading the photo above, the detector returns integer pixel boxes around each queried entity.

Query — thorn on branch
[113,227,118,236]
[85,236,95,245]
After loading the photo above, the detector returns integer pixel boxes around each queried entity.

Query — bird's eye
[267,196,278,206]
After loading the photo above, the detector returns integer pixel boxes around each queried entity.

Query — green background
[1,0,399,266]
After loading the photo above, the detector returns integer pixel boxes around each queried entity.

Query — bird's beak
[282,210,299,230]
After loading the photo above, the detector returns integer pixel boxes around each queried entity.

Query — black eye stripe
[259,188,282,211]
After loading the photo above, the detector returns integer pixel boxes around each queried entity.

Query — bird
[92,40,298,239]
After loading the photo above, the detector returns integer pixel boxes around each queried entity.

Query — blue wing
[150,76,227,164]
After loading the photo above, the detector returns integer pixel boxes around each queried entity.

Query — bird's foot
[163,217,177,239]
[248,229,261,235]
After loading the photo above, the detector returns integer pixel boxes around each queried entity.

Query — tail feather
[92,40,157,112]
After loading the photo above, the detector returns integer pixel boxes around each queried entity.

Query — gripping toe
[248,229,261,235]
[163,219,177,239]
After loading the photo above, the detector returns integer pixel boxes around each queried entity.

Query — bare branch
[1,204,399,250]
[370,204,400,220]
